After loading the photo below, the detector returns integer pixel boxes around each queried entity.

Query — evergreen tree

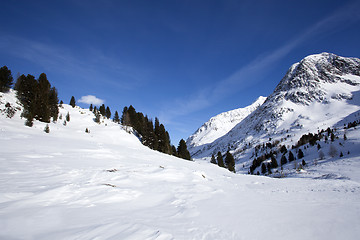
[105,106,111,119]
[48,87,59,122]
[89,104,93,111]
[36,73,51,122]
[280,145,287,154]
[44,124,50,133]
[270,154,278,168]
[99,104,106,116]
[70,96,76,108]
[66,112,70,122]
[0,65,13,92]
[121,106,129,125]
[288,151,295,162]
[25,114,34,127]
[297,149,304,159]
[217,151,224,168]
[225,151,236,172]
[317,143,321,150]
[210,154,217,164]
[15,74,37,121]
[281,154,287,166]
[331,132,335,142]
[177,139,191,160]
[113,111,120,123]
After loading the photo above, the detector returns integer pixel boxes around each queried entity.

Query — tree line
[121,105,191,160]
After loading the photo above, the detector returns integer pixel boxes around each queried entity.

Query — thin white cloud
[162,0,360,121]
[0,35,147,90]
[78,95,104,105]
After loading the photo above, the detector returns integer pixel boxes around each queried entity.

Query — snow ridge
[186,96,266,148]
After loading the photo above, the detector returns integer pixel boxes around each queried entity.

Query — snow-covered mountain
[188,53,360,160]
[186,96,266,149]
[1,84,360,239]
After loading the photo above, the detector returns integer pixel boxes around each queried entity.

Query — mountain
[1,76,360,239]
[186,96,266,150]
[188,53,360,161]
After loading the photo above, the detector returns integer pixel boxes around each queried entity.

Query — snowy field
[1,92,360,239]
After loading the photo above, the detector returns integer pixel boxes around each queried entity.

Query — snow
[187,96,266,149]
[1,90,360,239]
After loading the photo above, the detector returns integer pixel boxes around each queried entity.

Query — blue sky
[1,0,360,145]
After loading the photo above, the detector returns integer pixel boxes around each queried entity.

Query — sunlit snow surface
[1,91,360,240]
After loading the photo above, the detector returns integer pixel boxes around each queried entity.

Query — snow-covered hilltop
[188,53,360,161]
[186,96,266,149]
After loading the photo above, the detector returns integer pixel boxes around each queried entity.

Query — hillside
[1,90,360,239]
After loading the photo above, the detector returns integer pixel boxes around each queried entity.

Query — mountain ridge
[186,96,266,149]
[187,52,360,160]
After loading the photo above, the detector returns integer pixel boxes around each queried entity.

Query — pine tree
[66,112,70,122]
[217,151,224,168]
[36,73,51,122]
[330,132,335,142]
[177,139,191,160]
[113,111,120,123]
[302,159,306,166]
[0,65,13,92]
[270,154,278,168]
[225,151,236,172]
[48,87,59,122]
[281,154,287,166]
[210,154,217,164]
[25,113,34,127]
[15,74,37,122]
[99,104,106,116]
[288,151,295,162]
[44,124,50,133]
[89,104,93,112]
[105,106,111,119]
[297,149,304,159]
[280,145,287,153]
[70,96,76,108]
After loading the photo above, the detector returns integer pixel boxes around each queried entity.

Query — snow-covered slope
[1,90,360,239]
[186,96,266,150]
[190,53,360,160]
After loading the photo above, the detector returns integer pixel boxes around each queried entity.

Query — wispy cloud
[161,0,360,122]
[78,95,105,105]
[0,35,147,90]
